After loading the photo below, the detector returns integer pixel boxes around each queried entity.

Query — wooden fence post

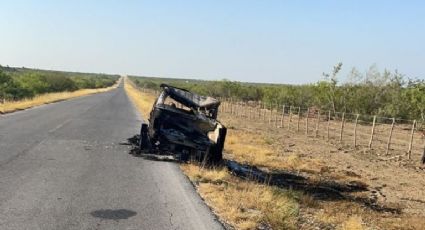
[226,99,229,113]
[327,110,331,141]
[386,118,395,155]
[230,99,233,115]
[280,105,285,128]
[369,116,376,149]
[239,102,242,118]
[263,103,267,121]
[422,143,425,164]
[297,107,301,132]
[407,120,416,159]
[258,102,262,119]
[274,104,278,127]
[288,106,293,130]
[268,103,272,125]
[305,108,310,136]
[249,106,253,120]
[339,112,345,142]
[315,110,320,137]
[354,114,360,147]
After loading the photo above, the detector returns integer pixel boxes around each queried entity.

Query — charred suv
[139,84,226,164]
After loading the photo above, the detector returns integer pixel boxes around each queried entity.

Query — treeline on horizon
[0,65,119,101]
[130,63,425,122]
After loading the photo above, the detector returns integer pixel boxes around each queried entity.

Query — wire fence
[218,99,425,165]
[136,86,425,165]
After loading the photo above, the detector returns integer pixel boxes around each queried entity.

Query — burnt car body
[139,84,226,163]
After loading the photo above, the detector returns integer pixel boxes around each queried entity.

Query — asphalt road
[0,83,223,230]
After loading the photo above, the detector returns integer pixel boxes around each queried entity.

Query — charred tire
[139,123,149,153]
[204,127,227,165]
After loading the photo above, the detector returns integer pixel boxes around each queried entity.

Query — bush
[0,67,119,101]
[129,65,425,121]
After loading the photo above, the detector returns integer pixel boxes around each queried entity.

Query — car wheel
[139,123,149,153]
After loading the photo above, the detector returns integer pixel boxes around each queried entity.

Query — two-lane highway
[0,83,223,230]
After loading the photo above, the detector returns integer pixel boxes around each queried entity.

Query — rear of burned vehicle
[139,84,226,164]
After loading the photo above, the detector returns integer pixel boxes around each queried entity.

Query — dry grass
[181,164,299,230]
[341,216,364,230]
[225,128,326,174]
[123,77,156,120]
[0,78,120,114]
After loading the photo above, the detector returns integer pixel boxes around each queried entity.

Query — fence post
[274,103,278,127]
[339,112,345,142]
[354,114,360,147]
[407,120,416,159]
[249,106,253,120]
[280,105,285,128]
[258,102,262,119]
[369,116,376,149]
[239,102,242,118]
[305,108,310,136]
[230,99,233,115]
[297,107,301,132]
[227,99,230,113]
[263,103,267,121]
[268,103,272,125]
[288,106,293,130]
[315,110,320,137]
[238,101,243,118]
[327,110,331,141]
[386,118,395,155]
[422,141,425,164]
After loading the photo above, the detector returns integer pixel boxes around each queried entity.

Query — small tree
[319,62,342,114]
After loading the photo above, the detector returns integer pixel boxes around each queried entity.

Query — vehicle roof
[160,83,220,109]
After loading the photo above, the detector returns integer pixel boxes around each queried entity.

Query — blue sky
[0,0,424,84]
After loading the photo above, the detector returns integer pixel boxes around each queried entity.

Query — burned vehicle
[139,84,226,163]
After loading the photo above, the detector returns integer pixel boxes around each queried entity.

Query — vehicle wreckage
[138,84,227,163]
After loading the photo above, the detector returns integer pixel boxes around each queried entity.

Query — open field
[219,101,425,165]
[127,77,425,230]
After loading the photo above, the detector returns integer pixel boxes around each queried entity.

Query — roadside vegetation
[129,63,425,122]
[123,77,156,119]
[0,65,119,102]
[0,65,119,113]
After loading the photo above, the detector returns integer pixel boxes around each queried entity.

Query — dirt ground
[219,111,425,230]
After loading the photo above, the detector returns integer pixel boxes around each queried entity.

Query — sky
[0,0,424,84]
